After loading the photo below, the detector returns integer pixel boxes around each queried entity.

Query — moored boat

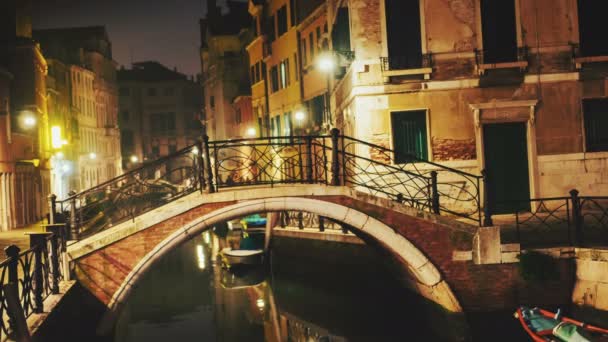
[220,248,264,269]
[515,306,608,341]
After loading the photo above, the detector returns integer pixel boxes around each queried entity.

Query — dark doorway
[483,122,530,214]
[480,0,518,63]
[385,0,422,69]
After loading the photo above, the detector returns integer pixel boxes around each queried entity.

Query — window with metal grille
[391,110,428,162]
[583,98,608,152]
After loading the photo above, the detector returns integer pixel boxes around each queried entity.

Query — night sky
[31,0,242,77]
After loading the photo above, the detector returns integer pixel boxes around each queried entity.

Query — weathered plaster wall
[425,0,476,53]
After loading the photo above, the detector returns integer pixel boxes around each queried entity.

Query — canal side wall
[572,248,608,311]
[66,185,576,316]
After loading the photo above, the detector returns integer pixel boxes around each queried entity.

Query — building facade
[0,0,51,230]
[34,26,122,194]
[117,61,203,168]
[200,0,253,140]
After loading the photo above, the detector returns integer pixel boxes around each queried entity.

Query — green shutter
[391,110,428,163]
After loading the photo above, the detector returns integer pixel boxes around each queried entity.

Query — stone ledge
[25,281,77,340]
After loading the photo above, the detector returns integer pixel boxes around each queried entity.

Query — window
[302,38,307,65]
[150,112,176,132]
[332,7,351,53]
[290,0,297,26]
[267,15,276,42]
[294,53,299,81]
[210,96,215,108]
[283,112,292,136]
[122,110,130,122]
[147,88,157,96]
[279,60,289,88]
[316,26,321,41]
[385,0,423,69]
[250,65,256,83]
[164,88,174,96]
[121,130,134,154]
[277,6,288,37]
[577,0,608,57]
[391,110,428,162]
[255,63,261,82]
[583,98,608,152]
[309,32,315,59]
[258,116,264,138]
[270,65,279,92]
[168,144,177,154]
[480,0,517,63]
[272,115,281,137]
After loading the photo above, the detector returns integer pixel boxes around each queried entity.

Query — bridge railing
[0,230,66,341]
[339,136,485,224]
[206,135,332,190]
[53,130,493,240]
[57,145,200,239]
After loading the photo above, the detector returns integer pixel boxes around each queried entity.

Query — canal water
[112,230,460,342]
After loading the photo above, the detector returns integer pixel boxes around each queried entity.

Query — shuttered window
[391,110,428,163]
[584,99,608,152]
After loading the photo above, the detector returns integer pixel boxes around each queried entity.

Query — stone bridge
[67,184,570,322]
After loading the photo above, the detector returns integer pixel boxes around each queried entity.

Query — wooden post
[196,140,205,192]
[330,128,341,186]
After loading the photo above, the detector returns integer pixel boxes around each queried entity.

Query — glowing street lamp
[21,112,36,129]
[317,53,335,73]
[89,152,97,160]
[192,146,199,155]
[246,127,257,137]
[130,155,139,163]
[294,110,306,122]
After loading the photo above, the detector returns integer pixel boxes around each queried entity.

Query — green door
[483,123,531,214]
[391,110,428,163]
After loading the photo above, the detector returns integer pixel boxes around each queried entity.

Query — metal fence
[499,190,608,248]
[0,228,66,341]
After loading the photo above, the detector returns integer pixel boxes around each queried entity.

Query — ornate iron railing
[57,145,200,239]
[0,230,66,341]
[340,136,484,224]
[278,211,347,233]
[499,191,608,248]
[380,54,433,72]
[53,130,493,240]
[474,46,529,66]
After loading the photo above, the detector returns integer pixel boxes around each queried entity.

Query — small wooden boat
[515,306,608,341]
[220,248,264,269]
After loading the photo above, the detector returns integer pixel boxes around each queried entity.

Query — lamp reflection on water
[196,245,206,270]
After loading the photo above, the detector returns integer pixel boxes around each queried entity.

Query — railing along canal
[497,190,608,248]
[54,129,491,240]
[0,226,67,341]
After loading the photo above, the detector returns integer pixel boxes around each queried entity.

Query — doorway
[483,122,531,214]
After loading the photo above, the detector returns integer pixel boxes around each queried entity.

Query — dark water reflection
[113,232,450,341]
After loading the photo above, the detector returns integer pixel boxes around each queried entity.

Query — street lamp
[130,155,139,163]
[20,111,37,129]
[89,152,97,160]
[246,127,256,137]
[294,110,306,122]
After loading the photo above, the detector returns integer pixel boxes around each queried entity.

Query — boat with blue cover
[515,306,608,341]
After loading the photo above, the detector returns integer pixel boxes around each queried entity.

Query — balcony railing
[380,54,433,72]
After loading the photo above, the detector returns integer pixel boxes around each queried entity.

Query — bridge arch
[106,196,462,315]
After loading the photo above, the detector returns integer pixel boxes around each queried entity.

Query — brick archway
[106,197,462,315]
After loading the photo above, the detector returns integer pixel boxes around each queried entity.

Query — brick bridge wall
[70,186,574,316]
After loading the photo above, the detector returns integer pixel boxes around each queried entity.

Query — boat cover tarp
[553,323,593,342]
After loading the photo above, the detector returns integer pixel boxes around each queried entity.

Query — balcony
[475,47,528,75]
[380,54,433,79]
[571,43,608,69]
